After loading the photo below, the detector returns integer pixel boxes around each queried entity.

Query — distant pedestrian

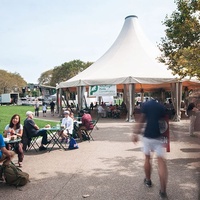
[90,102,94,110]
[42,102,47,117]
[187,98,199,136]
[34,99,40,117]
[132,98,168,199]
[50,100,55,116]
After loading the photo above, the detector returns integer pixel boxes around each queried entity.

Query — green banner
[89,85,116,96]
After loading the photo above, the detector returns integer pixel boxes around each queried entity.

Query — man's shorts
[142,137,165,157]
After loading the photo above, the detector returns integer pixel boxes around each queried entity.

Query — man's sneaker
[144,178,152,187]
[159,190,168,199]
[39,146,47,151]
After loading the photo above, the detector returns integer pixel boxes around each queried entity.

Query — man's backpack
[68,137,79,150]
[1,163,30,187]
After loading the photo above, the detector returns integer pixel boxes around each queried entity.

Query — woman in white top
[59,110,74,142]
[4,114,24,167]
[98,105,107,118]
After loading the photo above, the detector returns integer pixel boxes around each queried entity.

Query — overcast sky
[0,0,177,84]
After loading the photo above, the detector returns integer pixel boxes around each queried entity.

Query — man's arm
[132,113,145,143]
[1,147,12,159]
[28,119,39,130]
[81,116,85,126]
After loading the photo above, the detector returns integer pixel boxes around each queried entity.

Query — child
[42,102,47,117]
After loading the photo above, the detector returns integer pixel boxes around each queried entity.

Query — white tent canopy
[58,15,177,89]
[57,15,200,121]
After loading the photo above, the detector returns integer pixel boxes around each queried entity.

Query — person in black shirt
[24,111,50,151]
[50,101,55,116]
[132,99,168,199]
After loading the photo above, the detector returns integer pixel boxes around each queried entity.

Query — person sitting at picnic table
[98,103,107,118]
[42,102,47,117]
[112,104,121,118]
[23,111,50,151]
[59,110,74,143]
[78,110,94,142]
[70,111,75,120]
[0,134,15,166]
[4,114,24,167]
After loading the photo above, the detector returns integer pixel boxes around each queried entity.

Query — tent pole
[124,84,129,121]
[77,86,81,111]
[177,82,182,121]
[56,88,59,115]
[77,86,85,111]
[140,89,144,102]
[173,82,182,121]
[131,83,136,122]
[179,82,183,119]
[128,84,135,122]
[58,88,62,117]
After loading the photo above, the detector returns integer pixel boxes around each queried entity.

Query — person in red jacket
[78,110,94,141]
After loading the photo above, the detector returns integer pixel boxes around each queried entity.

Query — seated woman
[97,104,107,118]
[4,114,24,167]
[59,110,74,143]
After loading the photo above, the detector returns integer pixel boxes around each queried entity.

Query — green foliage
[50,60,93,86]
[0,70,27,94]
[0,106,59,133]
[159,0,200,79]
[38,69,53,85]
[38,60,93,87]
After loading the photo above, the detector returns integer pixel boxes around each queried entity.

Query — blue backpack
[68,137,79,150]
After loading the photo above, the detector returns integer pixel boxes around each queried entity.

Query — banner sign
[159,116,170,152]
[89,85,116,96]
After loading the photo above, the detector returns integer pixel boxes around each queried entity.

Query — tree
[159,0,200,79]
[38,69,53,85]
[38,60,93,86]
[0,70,27,94]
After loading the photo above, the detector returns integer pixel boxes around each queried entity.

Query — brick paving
[0,110,199,200]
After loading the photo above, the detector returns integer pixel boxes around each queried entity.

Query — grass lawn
[0,105,59,133]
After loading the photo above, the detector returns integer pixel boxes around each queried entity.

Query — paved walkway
[0,111,199,200]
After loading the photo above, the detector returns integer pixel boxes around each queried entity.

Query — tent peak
[125,15,138,20]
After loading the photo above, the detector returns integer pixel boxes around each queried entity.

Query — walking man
[132,98,168,199]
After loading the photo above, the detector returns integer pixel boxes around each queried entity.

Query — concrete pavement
[0,111,199,200]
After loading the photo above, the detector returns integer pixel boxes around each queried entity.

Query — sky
[0,0,177,84]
